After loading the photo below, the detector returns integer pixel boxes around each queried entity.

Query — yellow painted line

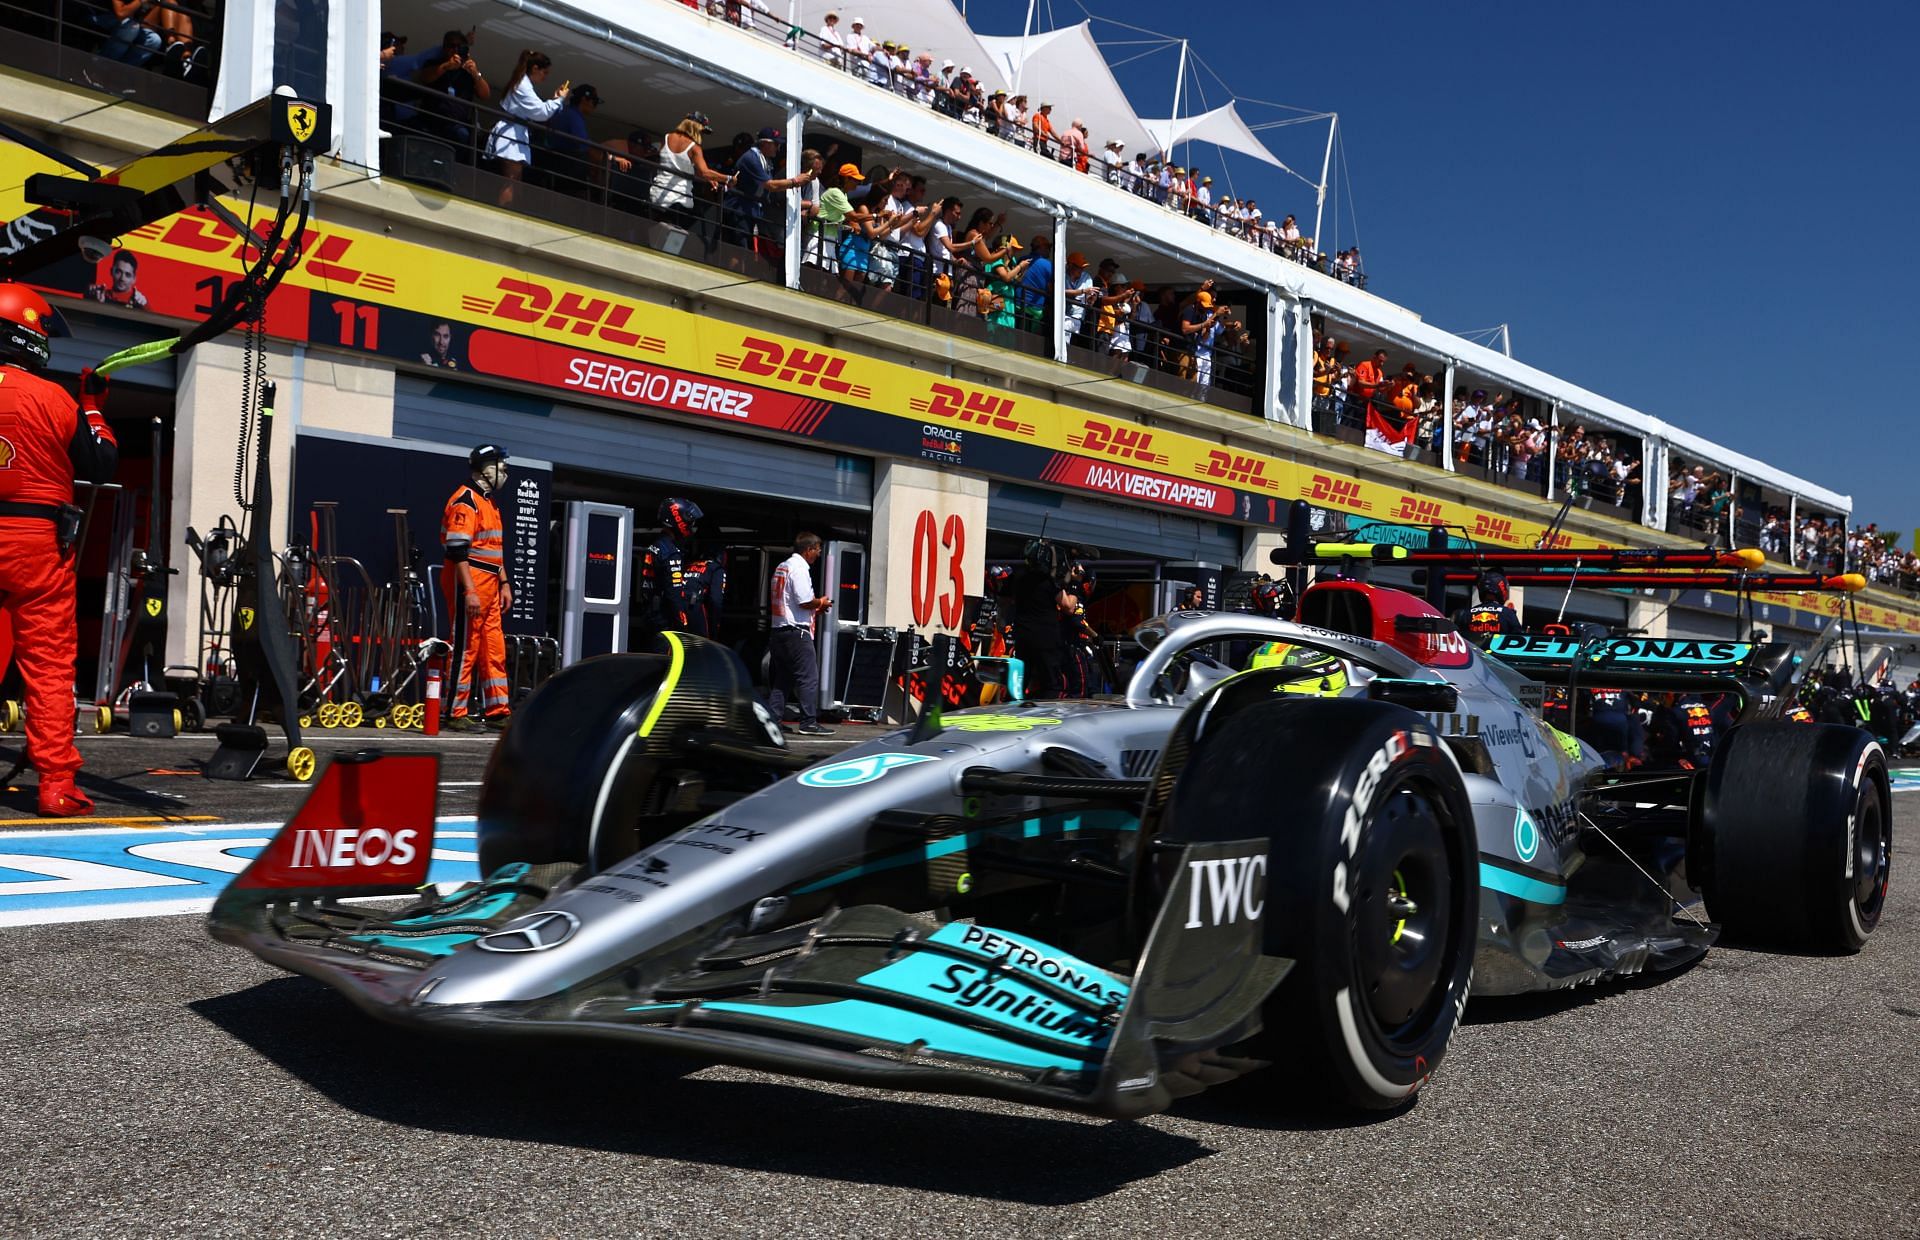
[0,814,222,828]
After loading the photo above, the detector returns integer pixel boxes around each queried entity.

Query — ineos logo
[477,910,580,953]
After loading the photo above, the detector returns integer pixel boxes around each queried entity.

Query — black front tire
[1703,722,1891,953]
[1166,697,1478,1110]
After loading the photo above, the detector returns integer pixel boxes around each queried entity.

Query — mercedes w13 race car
[210,568,1894,1117]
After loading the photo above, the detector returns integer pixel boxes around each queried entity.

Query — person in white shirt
[484,49,567,208]
[846,17,874,66]
[1061,251,1095,344]
[768,532,835,735]
[817,11,845,69]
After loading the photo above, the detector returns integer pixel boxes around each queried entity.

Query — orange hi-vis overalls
[440,482,510,719]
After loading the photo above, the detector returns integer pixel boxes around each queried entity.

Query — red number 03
[908,508,967,629]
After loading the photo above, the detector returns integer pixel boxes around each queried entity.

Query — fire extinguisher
[423,660,443,737]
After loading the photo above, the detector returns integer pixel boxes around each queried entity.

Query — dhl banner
[6,149,1919,633]
[0,147,1592,548]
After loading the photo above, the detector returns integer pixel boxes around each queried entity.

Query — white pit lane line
[0,820,480,929]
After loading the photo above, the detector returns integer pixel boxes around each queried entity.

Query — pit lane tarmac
[0,756,1914,1234]
[0,727,861,926]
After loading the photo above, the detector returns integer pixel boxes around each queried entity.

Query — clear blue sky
[962,1,1920,533]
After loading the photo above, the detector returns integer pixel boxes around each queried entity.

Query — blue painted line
[0,818,482,927]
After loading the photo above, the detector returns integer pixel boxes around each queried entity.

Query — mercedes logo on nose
[476,910,581,953]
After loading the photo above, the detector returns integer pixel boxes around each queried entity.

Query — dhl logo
[1203,451,1281,492]
[467,279,669,352]
[1538,530,1573,550]
[1066,418,1166,464]
[909,382,1034,435]
[1305,472,1371,509]
[1392,495,1446,524]
[718,337,871,399]
[1472,514,1516,542]
[144,212,397,294]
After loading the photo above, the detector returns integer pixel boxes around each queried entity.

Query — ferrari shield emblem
[285,102,317,145]
[144,597,163,618]
[239,606,256,630]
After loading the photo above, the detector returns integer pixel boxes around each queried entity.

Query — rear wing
[1483,633,1798,701]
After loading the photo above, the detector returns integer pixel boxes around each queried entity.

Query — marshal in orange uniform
[0,283,119,815]
[440,444,514,730]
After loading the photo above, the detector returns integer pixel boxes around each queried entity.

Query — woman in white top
[651,116,730,251]
[486,50,567,207]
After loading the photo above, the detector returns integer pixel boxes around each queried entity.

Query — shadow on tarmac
[191,975,1214,1204]
[1462,952,1703,1026]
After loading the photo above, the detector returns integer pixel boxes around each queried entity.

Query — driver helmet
[659,497,703,540]
[1246,640,1349,696]
[1024,538,1066,581]
[0,282,68,370]
[1249,576,1296,620]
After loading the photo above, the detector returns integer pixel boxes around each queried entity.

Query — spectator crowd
[652,2,1361,282]
[1310,332,1641,508]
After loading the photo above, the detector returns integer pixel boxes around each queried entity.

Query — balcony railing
[0,0,217,120]
[379,72,1258,412]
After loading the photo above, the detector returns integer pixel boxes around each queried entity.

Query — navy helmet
[660,497,703,539]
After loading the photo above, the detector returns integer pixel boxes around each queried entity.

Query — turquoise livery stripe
[1479,858,1568,905]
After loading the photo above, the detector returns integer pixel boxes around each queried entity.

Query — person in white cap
[1102,138,1126,185]
[817,11,845,68]
[846,16,873,63]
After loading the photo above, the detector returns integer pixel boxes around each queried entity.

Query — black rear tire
[1165,697,1478,1110]
[1702,722,1891,953]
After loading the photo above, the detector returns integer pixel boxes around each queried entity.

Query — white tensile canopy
[1141,102,1289,171]
[790,0,1010,93]
[974,22,1158,159]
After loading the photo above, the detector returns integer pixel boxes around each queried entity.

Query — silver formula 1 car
[211,571,1892,1117]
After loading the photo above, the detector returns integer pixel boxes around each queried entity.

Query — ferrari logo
[0,435,13,468]
[239,606,255,630]
[285,102,317,145]
[145,597,163,618]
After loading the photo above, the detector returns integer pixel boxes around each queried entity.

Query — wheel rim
[1852,782,1890,920]
[1350,787,1455,1040]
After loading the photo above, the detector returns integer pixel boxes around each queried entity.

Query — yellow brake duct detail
[638,631,687,738]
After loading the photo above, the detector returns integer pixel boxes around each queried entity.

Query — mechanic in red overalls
[440,445,512,730]
[0,283,118,814]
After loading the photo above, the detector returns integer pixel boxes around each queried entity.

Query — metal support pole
[1545,401,1559,503]
[783,101,803,291]
[1292,299,1313,428]
[1263,289,1284,422]
[1440,359,1456,472]
[1311,113,1336,259]
[1788,494,1798,564]
[1051,212,1068,363]
[1015,0,1036,93]
[1171,40,1188,126]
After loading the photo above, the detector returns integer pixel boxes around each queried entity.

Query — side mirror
[1367,677,1459,713]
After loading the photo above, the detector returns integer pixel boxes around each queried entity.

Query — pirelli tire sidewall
[1258,698,1476,1107]
[475,637,770,876]
[1702,721,1892,953]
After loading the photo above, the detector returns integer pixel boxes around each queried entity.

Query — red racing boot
[37,776,94,817]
